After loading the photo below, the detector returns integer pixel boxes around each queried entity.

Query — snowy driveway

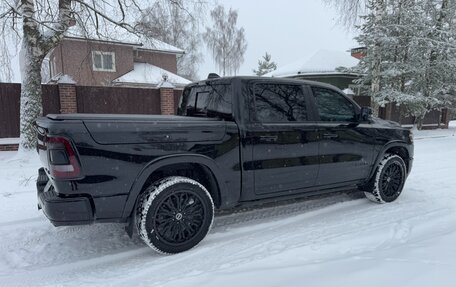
[0,125,455,287]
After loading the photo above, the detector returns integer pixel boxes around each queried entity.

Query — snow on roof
[265,50,359,77]
[47,73,76,84]
[343,88,355,95]
[0,137,19,145]
[138,36,184,54]
[64,26,184,54]
[56,74,76,84]
[112,63,191,87]
[157,80,175,89]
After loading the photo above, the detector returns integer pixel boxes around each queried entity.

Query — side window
[254,83,307,122]
[178,84,232,118]
[313,87,356,122]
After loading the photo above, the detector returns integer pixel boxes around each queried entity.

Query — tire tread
[135,176,214,254]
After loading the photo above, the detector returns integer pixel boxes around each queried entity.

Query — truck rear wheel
[136,176,214,254]
[363,154,407,203]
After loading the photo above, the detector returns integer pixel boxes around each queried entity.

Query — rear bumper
[37,168,94,226]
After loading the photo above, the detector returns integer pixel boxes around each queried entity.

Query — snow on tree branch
[0,0,204,149]
[350,0,456,129]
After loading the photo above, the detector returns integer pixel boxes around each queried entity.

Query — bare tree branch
[204,4,247,76]
[324,0,367,29]
[0,0,209,148]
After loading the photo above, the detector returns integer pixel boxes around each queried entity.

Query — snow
[65,27,184,55]
[0,123,456,286]
[157,80,176,89]
[343,88,355,95]
[265,49,360,78]
[56,74,76,84]
[0,138,19,145]
[137,35,185,54]
[113,63,191,87]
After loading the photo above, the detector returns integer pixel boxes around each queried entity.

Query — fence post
[58,82,77,114]
[159,80,175,115]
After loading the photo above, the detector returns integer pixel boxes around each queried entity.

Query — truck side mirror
[360,107,373,121]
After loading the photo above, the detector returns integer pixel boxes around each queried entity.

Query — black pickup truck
[36,76,413,254]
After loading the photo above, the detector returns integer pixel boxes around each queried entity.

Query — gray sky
[9,0,358,82]
[199,0,358,79]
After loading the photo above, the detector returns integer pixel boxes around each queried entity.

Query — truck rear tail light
[47,137,81,179]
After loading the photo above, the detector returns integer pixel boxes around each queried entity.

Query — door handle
[322,133,338,139]
[259,135,278,142]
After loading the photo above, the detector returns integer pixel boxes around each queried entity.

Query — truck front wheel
[136,176,214,254]
[363,154,407,203]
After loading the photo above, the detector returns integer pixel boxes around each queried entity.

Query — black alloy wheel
[152,190,206,245]
[363,154,407,203]
[136,177,214,254]
[379,161,404,199]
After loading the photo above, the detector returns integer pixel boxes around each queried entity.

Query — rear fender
[121,154,231,218]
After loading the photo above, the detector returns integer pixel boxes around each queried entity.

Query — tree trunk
[371,0,386,96]
[416,117,424,130]
[19,41,45,150]
[18,0,71,150]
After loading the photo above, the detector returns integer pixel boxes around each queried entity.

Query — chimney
[351,47,367,59]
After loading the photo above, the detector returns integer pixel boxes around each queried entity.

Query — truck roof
[191,76,344,93]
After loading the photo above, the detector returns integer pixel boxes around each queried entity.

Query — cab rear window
[178,84,232,118]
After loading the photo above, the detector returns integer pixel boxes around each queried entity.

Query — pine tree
[352,0,456,129]
[253,52,278,76]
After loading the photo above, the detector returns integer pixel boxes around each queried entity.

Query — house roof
[112,63,191,88]
[64,27,184,54]
[265,50,359,78]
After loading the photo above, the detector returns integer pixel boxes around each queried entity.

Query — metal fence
[0,84,60,138]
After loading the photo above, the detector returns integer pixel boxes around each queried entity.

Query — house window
[92,51,116,72]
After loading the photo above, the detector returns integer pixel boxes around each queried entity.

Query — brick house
[0,36,190,151]
[48,36,190,88]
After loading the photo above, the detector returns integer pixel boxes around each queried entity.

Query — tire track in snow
[4,188,453,287]
[0,192,360,286]
[0,217,45,228]
[108,194,455,287]
[0,192,357,276]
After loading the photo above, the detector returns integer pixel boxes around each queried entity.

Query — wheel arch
[369,141,412,180]
[121,154,228,219]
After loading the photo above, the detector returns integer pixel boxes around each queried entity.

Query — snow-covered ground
[0,123,455,287]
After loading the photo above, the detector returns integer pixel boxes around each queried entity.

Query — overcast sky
[198,0,358,79]
[9,0,358,82]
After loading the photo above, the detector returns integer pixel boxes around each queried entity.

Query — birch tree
[323,0,367,28]
[0,36,15,83]
[204,5,247,76]
[0,0,199,150]
[136,0,205,81]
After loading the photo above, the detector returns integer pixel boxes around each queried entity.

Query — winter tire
[136,176,214,254]
[363,154,406,203]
